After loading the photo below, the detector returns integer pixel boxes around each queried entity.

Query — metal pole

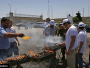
[48,0,50,18]
[50,6,53,19]
[10,4,11,12]
[83,8,84,17]
[88,6,89,17]
[8,4,11,12]
[71,9,73,17]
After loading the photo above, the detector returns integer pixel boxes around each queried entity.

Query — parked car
[34,22,44,28]
[16,23,25,27]
[85,24,90,32]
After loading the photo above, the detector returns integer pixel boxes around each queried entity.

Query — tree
[76,11,82,21]
[73,17,80,23]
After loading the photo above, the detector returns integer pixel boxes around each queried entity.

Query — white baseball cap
[78,22,85,27]
[50,20,55,25]
[62,19,70,24]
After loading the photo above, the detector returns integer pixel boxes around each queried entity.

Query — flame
[28,51,40,58]
[23,36,33,40]
[46,44,54,53]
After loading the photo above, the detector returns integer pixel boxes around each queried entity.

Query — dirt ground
[11,26,90,68]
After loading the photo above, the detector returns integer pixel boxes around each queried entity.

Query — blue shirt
[0,25,10,49]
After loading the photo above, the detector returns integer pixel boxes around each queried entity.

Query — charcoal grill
[0,50,56,68]
[29,51,55,62]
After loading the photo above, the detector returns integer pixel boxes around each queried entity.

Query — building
[6,12,43,25]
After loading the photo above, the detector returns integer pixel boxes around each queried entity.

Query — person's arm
[89,43,90,47]
[15,37,20,46]
[66,36,76,55]
[44,27,48,37]
[4,33,25,38]
[77,33,84,54]
[58,42,65,46]
[77,42,83,54]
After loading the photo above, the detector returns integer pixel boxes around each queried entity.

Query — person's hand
[18,42,20,46]
[66,50,70,55]
[89,43,90,48]
[17,33,25,37]
[58,43,63,46]
[45,33,48,37]
[76,50,79,54]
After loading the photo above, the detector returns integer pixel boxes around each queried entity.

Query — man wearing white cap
[58,19,78,68]
[75,22,87,68]
[43,17,50,49]
[44,20,57,37]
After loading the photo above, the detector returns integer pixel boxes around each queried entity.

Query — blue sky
[0,0,90,19]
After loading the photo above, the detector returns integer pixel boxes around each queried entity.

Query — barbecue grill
[0,42,63,68]
[0,50,55,66]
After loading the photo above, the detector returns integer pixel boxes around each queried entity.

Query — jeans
[75,53,83,68]
[0,49,7,60]
[7,42,19,57]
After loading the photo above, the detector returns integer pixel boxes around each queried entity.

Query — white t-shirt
[43,22,50,37]
[6,27,16,43]
[78,30,87,53]
[44,22,50,28]
[65,25,78,50]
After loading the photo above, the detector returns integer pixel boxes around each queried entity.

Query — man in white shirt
[58,19,78,68]
[75,22,87,68]
[44,20,57,37]
[44,17,50,28]
[43,17,50,49]
[6,20,23,68]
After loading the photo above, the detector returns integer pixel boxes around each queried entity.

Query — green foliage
[73,17,80,22]
[76,11,82,21]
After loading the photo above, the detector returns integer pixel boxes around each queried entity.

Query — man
[6,20,20,57]
[44,17,50,28]
[75,22,87,68]
[58,19,78,68]
[44,20,57,37]
[57,24,67,60]
[44,20,57,68]
[43,17,50,49]
[6,20,23,68]
[0,17,25,60]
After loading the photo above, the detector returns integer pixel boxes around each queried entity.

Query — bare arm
[15,37,20,46]
[77,42,83,54]
[4,33,25,38]
[58,42,65,46]
[68,36,76,51]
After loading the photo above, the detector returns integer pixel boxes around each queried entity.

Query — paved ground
[11,26,90,68]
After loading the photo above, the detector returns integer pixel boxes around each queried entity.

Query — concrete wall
[9,13,43,25]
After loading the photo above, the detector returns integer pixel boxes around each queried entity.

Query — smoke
[45,36,64,47]
[14,26,64,54]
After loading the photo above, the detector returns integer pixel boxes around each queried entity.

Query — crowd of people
[43,17,87,68]
[0,17,88,68]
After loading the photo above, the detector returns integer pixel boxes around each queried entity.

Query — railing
[6,13,41,18]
